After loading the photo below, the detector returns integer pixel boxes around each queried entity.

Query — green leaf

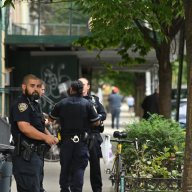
[2,0,15,8]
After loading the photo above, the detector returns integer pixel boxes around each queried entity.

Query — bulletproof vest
[59,97,89,136]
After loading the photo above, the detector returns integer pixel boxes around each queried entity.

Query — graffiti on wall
[40,63,71,109]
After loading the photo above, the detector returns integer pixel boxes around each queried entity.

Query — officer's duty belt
[21,142,49,156]
[62,133,88,143]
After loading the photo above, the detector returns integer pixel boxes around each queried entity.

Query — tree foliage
[2,0,15,8]
[92,70,135,96]
[75,0,183,58]
[75,0,185,118]
[124,114,185,179]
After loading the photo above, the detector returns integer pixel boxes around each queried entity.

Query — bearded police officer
[49,80,100,192]
[10,74,58,192]
[79,78,107,192]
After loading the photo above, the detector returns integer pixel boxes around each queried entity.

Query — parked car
[171,98,187,128]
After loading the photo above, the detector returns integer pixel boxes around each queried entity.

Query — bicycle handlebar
[110,138,138,150]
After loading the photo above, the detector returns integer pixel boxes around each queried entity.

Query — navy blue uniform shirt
[10,94,45,145]
[49,95,100,136]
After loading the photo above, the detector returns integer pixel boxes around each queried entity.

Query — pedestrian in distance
[79,77,107,192]
[49,80,101,192]
[10,74,58,192]
[141,87,159,120]
[108,86,123,129]
[126,94,135,115]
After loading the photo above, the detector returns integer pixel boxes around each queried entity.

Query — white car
[172,99,187,128]
[178,102,187,127]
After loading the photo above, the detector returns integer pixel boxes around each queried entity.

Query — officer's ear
[22,83,27,91]
[87,83,90,90]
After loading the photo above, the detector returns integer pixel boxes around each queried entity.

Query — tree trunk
[134,73,145,118]
[156,43,172,118]
[182,1,192,191]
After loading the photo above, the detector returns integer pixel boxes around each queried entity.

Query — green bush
[122,114,185,178]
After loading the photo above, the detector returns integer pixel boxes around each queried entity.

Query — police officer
[49,80,100,192]
[79,78,107,192]
[10,74,58,192]
[37,79,51,192]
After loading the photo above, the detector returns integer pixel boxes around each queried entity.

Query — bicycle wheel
[113,155,121,192]
[114,155,127,192]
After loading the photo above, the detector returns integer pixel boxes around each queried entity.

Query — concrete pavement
[11,102,139,192]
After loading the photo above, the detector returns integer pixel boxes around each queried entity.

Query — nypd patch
[18,103,28,112]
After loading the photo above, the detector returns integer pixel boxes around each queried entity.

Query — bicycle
[106,131,138,192]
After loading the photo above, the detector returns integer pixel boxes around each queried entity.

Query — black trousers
[60,140,89,192]
[12,152,43,192]
[89,138,102,192]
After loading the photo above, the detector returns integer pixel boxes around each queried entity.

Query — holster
[21,140,34,161]
[15,134,50,161]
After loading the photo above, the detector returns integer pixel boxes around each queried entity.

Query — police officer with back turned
[49,80,101,192]
[79,77,107,192]
[10,74,58,192]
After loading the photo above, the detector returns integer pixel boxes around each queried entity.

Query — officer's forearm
[17,121,50,141]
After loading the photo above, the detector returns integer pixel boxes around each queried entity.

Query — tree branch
[168,17,185,39]
[134,19,158,49]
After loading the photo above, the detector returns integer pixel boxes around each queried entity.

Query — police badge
[18,103,28,112]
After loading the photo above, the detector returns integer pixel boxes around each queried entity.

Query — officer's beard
[25,89,40,101]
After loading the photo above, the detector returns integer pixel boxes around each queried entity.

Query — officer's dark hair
[70,80,83,96]
[22,74,38,84]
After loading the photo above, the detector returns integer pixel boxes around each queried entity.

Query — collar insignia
[18,103,28,112]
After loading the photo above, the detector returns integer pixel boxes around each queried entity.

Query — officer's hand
[44,135,58,145]
[54,137,59,144]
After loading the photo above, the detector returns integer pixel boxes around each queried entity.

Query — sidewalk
[11,103,139,192]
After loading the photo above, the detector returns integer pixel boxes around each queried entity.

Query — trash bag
[101,135,114,165]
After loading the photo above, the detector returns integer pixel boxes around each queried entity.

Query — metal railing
[126,177,182,192]
[8,22,89,36]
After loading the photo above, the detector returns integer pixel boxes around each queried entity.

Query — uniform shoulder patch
[18,103,28,112]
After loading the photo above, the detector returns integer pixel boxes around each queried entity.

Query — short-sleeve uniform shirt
[49,96,100,136]
[10,94,45,144]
